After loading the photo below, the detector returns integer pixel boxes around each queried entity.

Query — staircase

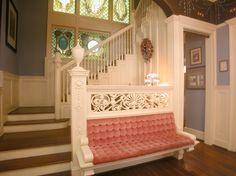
[0,107,71,176]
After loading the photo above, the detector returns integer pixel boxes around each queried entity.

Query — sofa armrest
[81,145,94,163]
[177,130,199,151]
[80,137,89,146]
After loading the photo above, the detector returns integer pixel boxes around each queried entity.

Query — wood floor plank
[9,107,55,115]
[0,152,71,172]
[0,127,70,151]
[96,143,236,176]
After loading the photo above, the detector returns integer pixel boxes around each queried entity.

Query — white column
[54,53,62,119]
[165,15,184,130]
[227,17,236,152]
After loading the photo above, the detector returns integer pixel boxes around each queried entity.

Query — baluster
[112,39,114,66]
[54,53,62,119]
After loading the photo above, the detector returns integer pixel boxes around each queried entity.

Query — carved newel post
[69,43,89,174]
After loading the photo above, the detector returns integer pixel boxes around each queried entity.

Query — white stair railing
[55,24,135,118]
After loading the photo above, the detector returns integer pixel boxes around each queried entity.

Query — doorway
[183,32,207,141]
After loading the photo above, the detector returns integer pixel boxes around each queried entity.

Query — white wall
[136,3,168,84]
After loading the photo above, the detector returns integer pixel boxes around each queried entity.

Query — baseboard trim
[184,127,204,140]
[0,144,71,161]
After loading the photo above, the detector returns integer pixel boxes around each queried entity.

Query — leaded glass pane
[113,0,130,23]
[80,0,109,20]
[53,0,76,14]
[52,27,75,58]
[78,31,109,59]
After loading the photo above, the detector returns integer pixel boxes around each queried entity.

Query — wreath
[141,38,154,62]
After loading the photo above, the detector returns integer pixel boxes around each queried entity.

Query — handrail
[60,24,134,72]
[84,24,134,56]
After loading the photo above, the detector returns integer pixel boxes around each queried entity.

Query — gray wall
[0,0,19,74]
[17,0,48,76]
[184,33,206,132]
[0,0,48,76]
[217,25,230,85]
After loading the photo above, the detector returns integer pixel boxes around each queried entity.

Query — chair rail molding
[166,15,217,147]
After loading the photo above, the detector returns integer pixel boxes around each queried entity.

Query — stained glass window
[80,0,109,20]
[113,0,130,23]
[78,31,109,59]
[52,27,75,58]
[53,0,76,14]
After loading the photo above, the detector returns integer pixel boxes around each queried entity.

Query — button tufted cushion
[87,113,194,164]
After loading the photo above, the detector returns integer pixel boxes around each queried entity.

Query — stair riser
[0,145,71,161]
[0,163,70,176]
[4,121,69,133]
[7,113,55,122]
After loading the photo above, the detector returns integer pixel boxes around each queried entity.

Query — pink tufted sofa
[87,113,195,164]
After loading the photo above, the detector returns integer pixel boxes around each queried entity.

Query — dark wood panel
[0,152,71,172]
[0,127,70,151]
[4,118,69,126]
[96,142,236,176]
[41,171,71,176]
[9,106,55,115]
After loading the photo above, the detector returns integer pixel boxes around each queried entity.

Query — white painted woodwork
[4,120,69,133]
[69,65,89,171]
[166,15,217,147]
[0,144,71,161]
[214,86,230,148]
[184,127,205,141]
[0,163,71,176]
[227,17,236,152]
[0,71,19,130]
[87,85,173,119]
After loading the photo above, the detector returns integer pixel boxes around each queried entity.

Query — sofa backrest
[87,113,176,145]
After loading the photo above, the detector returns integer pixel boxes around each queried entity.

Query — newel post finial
[72,42,85,68]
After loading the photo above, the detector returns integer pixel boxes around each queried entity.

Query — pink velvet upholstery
[87,113,194,164]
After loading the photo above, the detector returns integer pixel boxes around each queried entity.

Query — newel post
[69,43,89,172]
[54,52,62,119]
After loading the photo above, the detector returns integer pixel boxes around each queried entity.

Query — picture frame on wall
[190,47,202,65]
[219,60,229,72]
[186,67,205,89]
[6,0,18,52]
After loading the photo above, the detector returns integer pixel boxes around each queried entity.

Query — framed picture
[6,0,18,52]
[190,48,202,65]
[186,67,205,89]
[219,60,229,72]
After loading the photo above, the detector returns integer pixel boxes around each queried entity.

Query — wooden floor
[97,142,236,176]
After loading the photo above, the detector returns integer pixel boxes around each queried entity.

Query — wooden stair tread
[4,119,69,126]
[9,107,55,115]
[0,152,71,172]
[0,127,70,151]
[41,171,71,176]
